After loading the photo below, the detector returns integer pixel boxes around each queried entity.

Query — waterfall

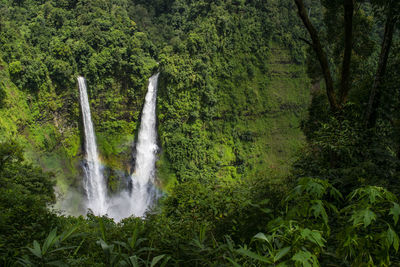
[75,74,160,221]
[107,73,160,221]
[77,76,107,216]
[129,73,160,217]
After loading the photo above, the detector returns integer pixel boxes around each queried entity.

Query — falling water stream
[129,73,160,217]
[77,76,107,215]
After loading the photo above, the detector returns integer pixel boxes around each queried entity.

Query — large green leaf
[292,250,317,267]
[310,200,328,224]
[42,228,59,255]
[28,240,42,259]
[237,248,272,263]
[300,228,325,248]
[387,227,399,252]
[126,255,139,267]
[59,225,79,243]
[253,232,270,244]
[351,208,376,228]
[150,254,166,267]
[274,246,291,262]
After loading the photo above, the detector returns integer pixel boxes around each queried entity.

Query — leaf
[325,202,339,214]
[49,245,76,254]
[97,239,114,256]
[389,202,400,225]
[73,238,85,256]
[224,257,242,267]
[159,256,171,267]
[329,186,343,200]
[225,235,234,251]
[310,200,328,224]
[150,254,165,267]
[350,208,376,228]
[362,209,376,227]
[17,256,33,266]
[300,229,325,248]
[366,187,382,204]
[304,179,326,198]
[42,228,58,255]
[28,240,42,258]
[129,222,140,249]
[59,225,78,243]
[98,218,106,242]
[292,250,313,267]
[127,255,139,267]
[261,208,272,214]
[237,248,272,263]
[274,246,291,262]
[114,241,129,250]
[254,232,269,242]
[387,227,399,252]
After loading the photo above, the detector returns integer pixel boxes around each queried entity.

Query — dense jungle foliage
[0,0,400,266]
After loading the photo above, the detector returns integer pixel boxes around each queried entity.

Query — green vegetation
[1,0,400,266]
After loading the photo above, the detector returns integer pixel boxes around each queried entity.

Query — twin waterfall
[77,74,160,220]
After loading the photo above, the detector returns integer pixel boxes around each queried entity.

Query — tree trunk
[339,0,354,105]
[364,5,396,127]
[294,0,340,112]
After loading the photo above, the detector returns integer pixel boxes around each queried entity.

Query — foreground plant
[18,227,78,266]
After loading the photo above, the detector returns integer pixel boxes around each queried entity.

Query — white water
[130,73,160,216]
[77,76,108,216]
[107,73,160,220]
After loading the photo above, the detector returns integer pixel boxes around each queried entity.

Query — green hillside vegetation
[154,0,311,185]
[0,0,400,266]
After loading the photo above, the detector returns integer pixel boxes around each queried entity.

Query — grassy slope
[250,44,309,177]
[216,43,310,181]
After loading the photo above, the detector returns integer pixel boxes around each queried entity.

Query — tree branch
[299,37,312,46]
[294,0,339,112]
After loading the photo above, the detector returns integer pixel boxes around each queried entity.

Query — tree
[364,0,399,127]
[294,0,342,112]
